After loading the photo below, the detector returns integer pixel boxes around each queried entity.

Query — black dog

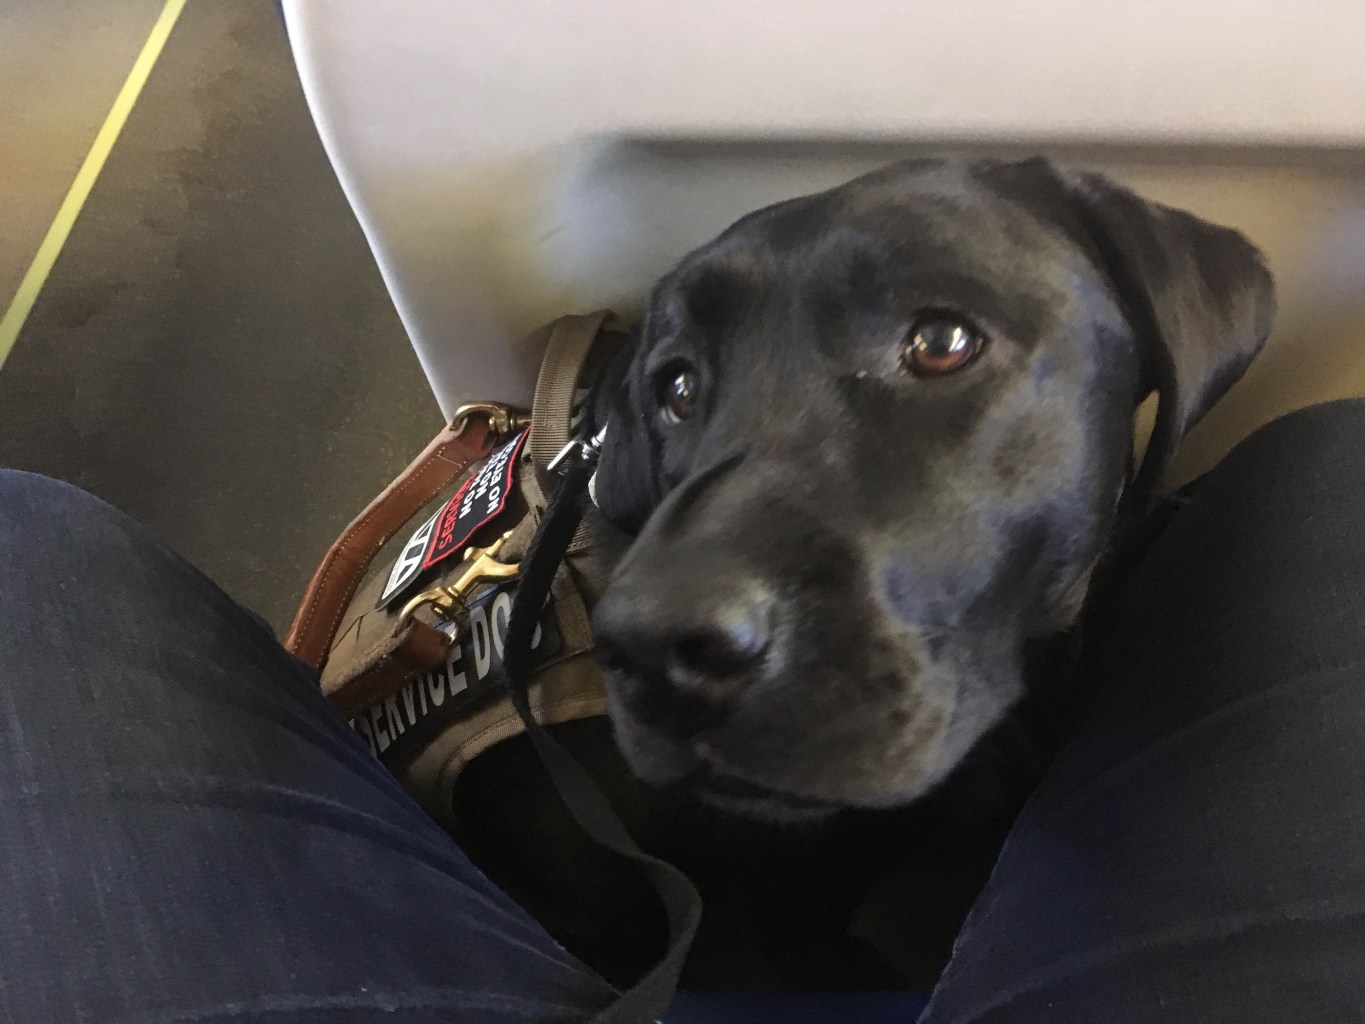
[456,155,1275,987]
[590,154,1273,820]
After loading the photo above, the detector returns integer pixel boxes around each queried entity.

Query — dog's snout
[595,576,776,718]
[667,591,773,689]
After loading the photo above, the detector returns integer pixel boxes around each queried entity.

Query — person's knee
[0,467,294,705]
[0,468,206,623]
[0,469,118,532]
[1226,397,1365,480]
[0,470,139,574]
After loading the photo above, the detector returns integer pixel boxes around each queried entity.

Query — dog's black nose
[594,579,775,710]
[666,595,773,689]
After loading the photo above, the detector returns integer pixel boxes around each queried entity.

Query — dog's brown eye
[903,316,986,376]
[657,364,699,423]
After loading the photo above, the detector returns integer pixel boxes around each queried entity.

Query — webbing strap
[504,453,701,1024]
[529,312,611,474]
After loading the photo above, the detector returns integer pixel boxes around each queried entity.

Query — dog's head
[589,157,1274,820]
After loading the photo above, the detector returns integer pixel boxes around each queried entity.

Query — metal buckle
[450,402,530,439]
[395,530,520,633]
[546,424,609,476]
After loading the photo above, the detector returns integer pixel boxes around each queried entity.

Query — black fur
[453,156,1275,989]
[590,155,1274,820]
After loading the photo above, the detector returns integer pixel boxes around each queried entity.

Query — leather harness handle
[284,416,498,670]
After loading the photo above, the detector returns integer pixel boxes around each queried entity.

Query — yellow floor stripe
[0,0,187,372]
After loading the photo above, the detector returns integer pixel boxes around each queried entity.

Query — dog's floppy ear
[590,342,663,534]
[1065,170,1276,496]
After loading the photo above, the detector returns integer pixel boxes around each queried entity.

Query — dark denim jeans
[0,468,616,1022]
[5,400,1365,1022]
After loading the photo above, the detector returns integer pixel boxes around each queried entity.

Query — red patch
[420,428,529,570]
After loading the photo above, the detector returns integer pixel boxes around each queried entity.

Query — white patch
[378,510,439,605]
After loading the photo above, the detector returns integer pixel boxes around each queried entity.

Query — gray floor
[0,0,163,301]
[0,0,440,632]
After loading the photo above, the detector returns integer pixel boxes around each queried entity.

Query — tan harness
[284,312,627,816]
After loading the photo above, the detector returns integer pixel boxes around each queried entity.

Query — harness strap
[530,311,612,476]
[505,449,701,1024]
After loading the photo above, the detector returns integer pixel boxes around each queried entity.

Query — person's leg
[922,399,1365,1023]
[0,470,615,1022]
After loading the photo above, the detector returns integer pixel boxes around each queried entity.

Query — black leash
[503,435,702,1024]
